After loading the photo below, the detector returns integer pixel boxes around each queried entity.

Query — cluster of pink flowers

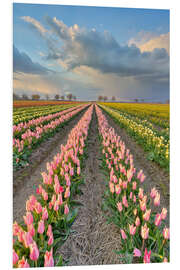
[13,105,93,268]
[95,105,169,264]
[13,105,82,137]
[13,105,88,155]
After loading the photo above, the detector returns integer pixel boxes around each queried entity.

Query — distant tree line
[13,93,77,101]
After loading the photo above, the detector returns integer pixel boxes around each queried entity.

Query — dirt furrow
[13,107,88,223]
[102,109,169,225]
[57,107,122,266]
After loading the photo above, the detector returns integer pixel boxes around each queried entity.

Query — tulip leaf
[56,255,63,266]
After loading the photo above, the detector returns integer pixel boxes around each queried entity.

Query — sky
[13,3,169,102]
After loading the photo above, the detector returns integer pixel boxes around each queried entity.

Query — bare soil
[102,109,169,225]
[13,108,87,223]
[57,108,123,266]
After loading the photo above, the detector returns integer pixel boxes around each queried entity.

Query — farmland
[13,101,169,267]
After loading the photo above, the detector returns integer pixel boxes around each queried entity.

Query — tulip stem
[141,239,145,252]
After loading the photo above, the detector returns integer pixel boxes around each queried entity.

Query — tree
[13,93,20,100]
[22,94,29,100]
[98,95,103,101]
[73,95,76,100]
[45,94,49,100]
[61,95,65,100]
[103,96,108,102]
[134,98,139,103]
[32,94,40,100]
[112,96,116,101]
[54,94,60,100]
[67,93,73,100]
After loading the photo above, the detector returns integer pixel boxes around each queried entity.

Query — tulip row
[100,105,169,171]
[95,104,169,264]
[13,104,94,268]
[100,102,169,129]
[13,105,84,139]
[13,104,78,125]
[13,104,89,170]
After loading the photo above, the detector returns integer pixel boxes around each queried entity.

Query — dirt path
[13,108,88,223]
[102,109,169,225]
[57,107,123,266]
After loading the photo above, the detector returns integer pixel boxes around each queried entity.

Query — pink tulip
[13,249,19,265]
[138,188,144,199]
[133,195,136,203]
[34,202,42,214]
[122,195,128,208]
[27,224,35,237]
[29,241,39,261]
[161,208,167,220]
[135,216,140,227]
[47,225,52,237]
[23,231,33,248]
[38,220,45,234]
[117,202,123,212]
[163,257,168,262]
[115,184,121,194]
[18,256,30,268]
[163,227,170,240]
[129,224,136,235]
[141,223,149,239]
[133,248,141,257]
[64,204,69,215]
[109,182,115,193]
[154,213,162,226]
[143,209,151,221]
[13,222,20,236]
[132,181,137,190]
[150,187,157,198]
[77,166,81,175]
[143,248,151,263]
[64,187,70,198]
[44,248,54,267]
[42,207,48,220]
[23,212,33,226]
[140,200,146,212]
[54,201,59,211]
[154,192,160,206]
[133,208,137,216]
[120,229,127,240]
[48,235,54,246]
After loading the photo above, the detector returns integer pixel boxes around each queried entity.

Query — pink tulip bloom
[34,202,42,214]
[133,248,141,257]
[143,209,151,221]
[135,216,140,227]
[138,188,144,199]
[42,190,48,201]
[132,181,137,190]
[122,181,127,189]
[44,248,54,267]
[13,222,20,236]
[13,249,19,265]
[54,201,59,212]
[133,208,137,216]
[155,213,162,226]
[140,200,146,212]
[150,187,157,198]
[115,184,121,194]
[64,187,70,198]
[122,195,128,208]
[143,248,151,263]
[29,241,39,261]
[117,202,123,212]
[133,195,136,203]
[27,224,35,237]
[42,207,48,220]
[64,204,69,215]
[77,166,81,175]
[161,208,167,220]
[23,212,33,226]
[48,235,54,246]
[23,231,33,248]
[38,220,45,234]
[129,224,136,235]
[47,225,53,237]
[154,192,160,206]
[140,173,146,183]
[109,182,115,193]
[17,229,24,243]
[18,256,30,268]
[141,223,149,239]
[163,257,168,262]
[130,192,133,199]
[163,227,170,240]
[120,229,127,240]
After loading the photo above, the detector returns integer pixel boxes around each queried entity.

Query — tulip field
[13,102,170,267]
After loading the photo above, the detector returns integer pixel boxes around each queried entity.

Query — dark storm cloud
[13,45,52,75]
[20,16,169,82]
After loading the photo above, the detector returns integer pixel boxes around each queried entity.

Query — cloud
[21,16,47,36]
[129,31,169,55]
[13,45,52,75]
